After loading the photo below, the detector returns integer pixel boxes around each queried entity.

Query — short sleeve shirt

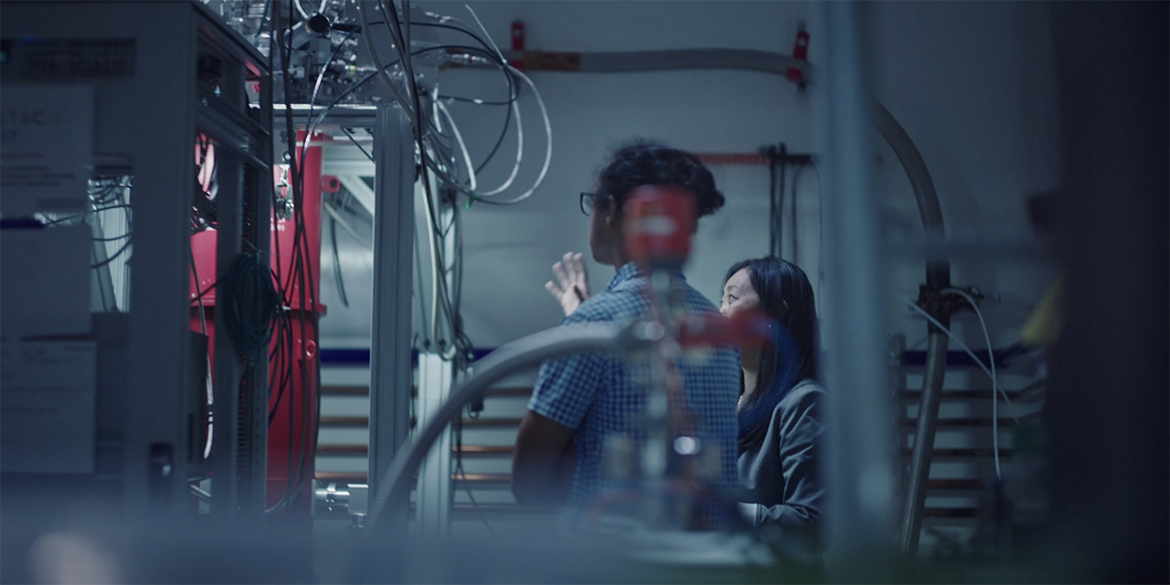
[528,262,741,517]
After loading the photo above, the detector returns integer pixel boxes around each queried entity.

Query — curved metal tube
[485,48,812,78]
[366,322,630,533]
[899,331,949,552]
[870,102,953,554]
[578,49,809,77]
[870,101,946,238]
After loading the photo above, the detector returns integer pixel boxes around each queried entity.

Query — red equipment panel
[188,130,326,520]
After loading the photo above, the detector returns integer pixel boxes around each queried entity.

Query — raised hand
[543,252,590,316]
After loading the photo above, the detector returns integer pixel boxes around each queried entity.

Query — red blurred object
[321,174,341,194]
[267,129,326,517]
[509,20,525,70]
[786,25,810,86]
[623,185,696,270]
[190,229,218,305]
[188,130,326,520]
[264,309,320,517]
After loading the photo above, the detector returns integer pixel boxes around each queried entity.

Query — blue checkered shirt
[528,262,741,519]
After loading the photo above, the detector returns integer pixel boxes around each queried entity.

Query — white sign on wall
[0,226,93,338]
[0,85,94,218]
[0,340,97,474]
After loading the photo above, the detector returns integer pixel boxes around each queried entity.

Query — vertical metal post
[211,131,244,520]
[901,332,948,552]
[368,105,415,532]
[235,54,272,523]
[814,0,898,575]
[122,1,198,520]
[205,35,252,523]
[207,27,272,524]
[414,353,452,536]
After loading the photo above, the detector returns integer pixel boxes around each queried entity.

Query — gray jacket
[737,379,826,554]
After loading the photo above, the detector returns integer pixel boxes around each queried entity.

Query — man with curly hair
[512,139,741,528]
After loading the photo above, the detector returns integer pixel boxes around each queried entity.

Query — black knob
[307,13,331,34]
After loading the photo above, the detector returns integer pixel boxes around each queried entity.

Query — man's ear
[603,195,620,228]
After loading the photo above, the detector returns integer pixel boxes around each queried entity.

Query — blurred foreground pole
[813,1,898,579]
[1047,2,1169,582]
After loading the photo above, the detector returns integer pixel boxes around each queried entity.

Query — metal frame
[335,174,377,218]
[1,0,272,523]
[414,352,453,536]
[367,105,416,532]
[198,18,274,522]
[900,330,948,552]
[814,0,898,572]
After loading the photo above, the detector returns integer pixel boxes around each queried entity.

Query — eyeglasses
[580,192,601,216]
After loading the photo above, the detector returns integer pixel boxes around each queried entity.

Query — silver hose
[870,101,945,237]
[871,101,953,555]
[366,322,632,532]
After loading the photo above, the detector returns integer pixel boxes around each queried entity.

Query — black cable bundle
[219,251,281,366]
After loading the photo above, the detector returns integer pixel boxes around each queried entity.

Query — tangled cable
[219,250,282,367]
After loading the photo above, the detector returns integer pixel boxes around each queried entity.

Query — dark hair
[596,139,726,219]
[725,257,819,451]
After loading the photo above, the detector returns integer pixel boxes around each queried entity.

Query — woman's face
[720,267,761,318]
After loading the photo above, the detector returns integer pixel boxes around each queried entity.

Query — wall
[319,0,819,349]
[319,0,1060,355]
[855,0,1061,550]
[866,0,1061,351]
[428,0,817,349]
[313,0,1064,549]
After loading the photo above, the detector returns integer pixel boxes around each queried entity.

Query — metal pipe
[814,1,899,574]
[314,483,351,515]
[366,322,630,533]
[477,48,813,79]
[768,151,778,257]
[870,102,944,236]
[872,90,953,558]
[190,484,212,504]
[777,144,788,258]
[899,332,948,552]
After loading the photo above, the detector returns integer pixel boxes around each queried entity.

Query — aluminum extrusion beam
[414,353,453,536]
[814,1,898,575]
[366,106,415,533]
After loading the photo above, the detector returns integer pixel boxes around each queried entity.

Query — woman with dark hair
[720,256,826,561]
